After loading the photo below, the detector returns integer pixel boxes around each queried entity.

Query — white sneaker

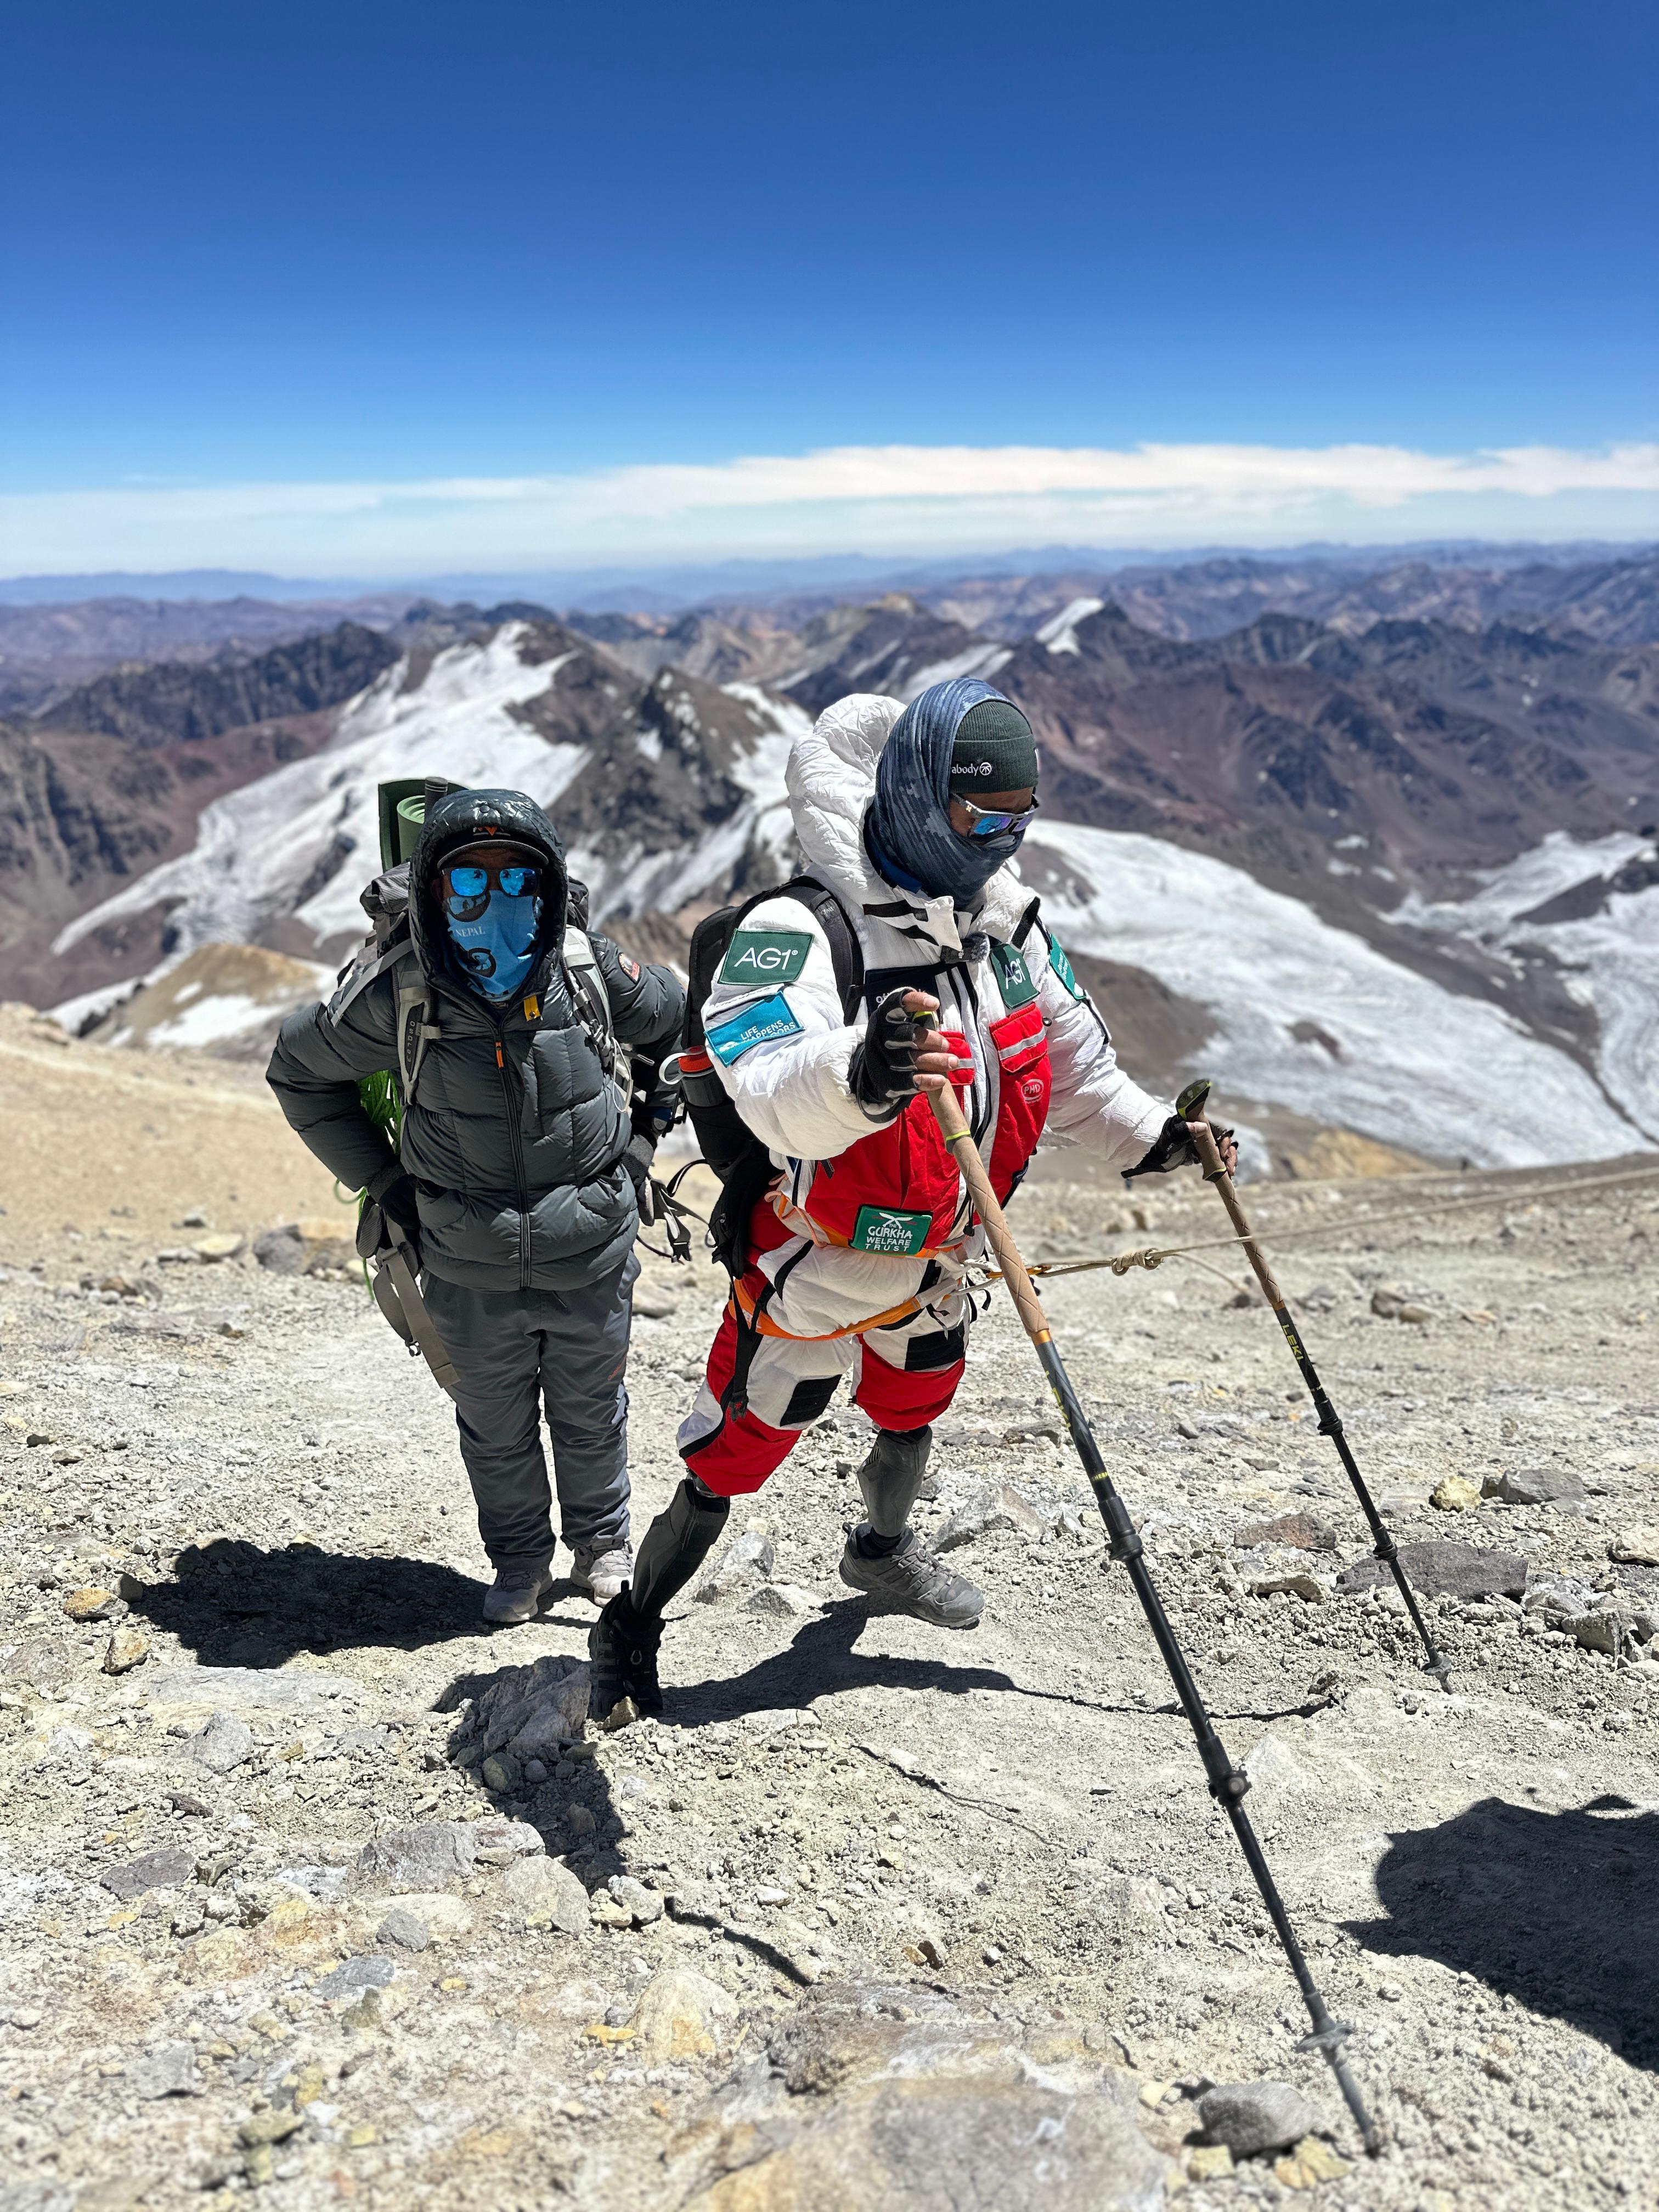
[570,1542,633,1605]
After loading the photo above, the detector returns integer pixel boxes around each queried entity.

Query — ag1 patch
[719,928,812,989]
[1045,929,1086,1002]
[990,940,1037,1010]
[706,990,804,1066]
[850,1205,934,1256]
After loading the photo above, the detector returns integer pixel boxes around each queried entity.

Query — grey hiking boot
[570,1542,633,1606]
[838,1528,983,1629]
[482,1562,555,1626]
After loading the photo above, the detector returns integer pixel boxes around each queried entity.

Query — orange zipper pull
[494,1040,504,1068]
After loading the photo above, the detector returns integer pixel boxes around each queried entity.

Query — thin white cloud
[3,440,1656,574]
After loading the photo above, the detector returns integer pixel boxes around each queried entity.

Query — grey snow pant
[424,1254,637,1572]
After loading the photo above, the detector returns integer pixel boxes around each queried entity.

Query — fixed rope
[984,1159,1659,1290]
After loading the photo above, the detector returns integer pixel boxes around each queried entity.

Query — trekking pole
[917,1039,1381,2154]
[1176,1079,1451,1691]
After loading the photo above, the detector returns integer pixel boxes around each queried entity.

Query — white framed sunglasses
[956,792,1040,839]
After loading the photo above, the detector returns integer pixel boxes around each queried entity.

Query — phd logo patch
[718,928,812,988]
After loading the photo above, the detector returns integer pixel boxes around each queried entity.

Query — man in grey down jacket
[267,787,684,1624]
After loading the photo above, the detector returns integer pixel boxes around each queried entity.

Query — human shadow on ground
[1346,1796,1659,2068]
[433,1658,819,1988]
[125,1538,489,1664]
[669,1601,1021,1728]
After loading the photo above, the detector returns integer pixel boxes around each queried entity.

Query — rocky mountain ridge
[7,583,1657,1165]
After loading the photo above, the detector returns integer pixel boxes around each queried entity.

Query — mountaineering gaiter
[865,676,1036,905]
[444,889,544,1002]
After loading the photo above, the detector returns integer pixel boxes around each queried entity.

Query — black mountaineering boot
[586,1476,729,1731]
[587,1593,663,1731]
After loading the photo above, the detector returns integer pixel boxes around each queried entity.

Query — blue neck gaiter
[866,676,1031,905]
[444,891,544,1003]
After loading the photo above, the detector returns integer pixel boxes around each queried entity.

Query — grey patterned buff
[866,678,1037,905]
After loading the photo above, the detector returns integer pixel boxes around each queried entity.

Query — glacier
[1023,821,1650,1167]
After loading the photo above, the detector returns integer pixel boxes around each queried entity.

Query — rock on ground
[453,1651,590,1762]
[628,1965,738,2063]
[4,1137,1659,2212]
[1337,1537,1528,1599]
[498,1853,589,1934]
[1198,2078,1329,2158]
[695,1528,775,1601]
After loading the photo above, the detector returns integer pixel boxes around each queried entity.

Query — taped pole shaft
[1177,1080,1451,1691]
[920,1056,1381,2153]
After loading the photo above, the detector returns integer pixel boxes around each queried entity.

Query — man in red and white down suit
[589,678,1236,1725]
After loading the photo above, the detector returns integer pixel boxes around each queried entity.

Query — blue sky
[3,0,1655,575]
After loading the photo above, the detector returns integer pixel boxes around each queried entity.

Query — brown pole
[924,1073,1052,1346]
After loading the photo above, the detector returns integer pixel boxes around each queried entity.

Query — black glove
[1122,1114,1234,1185]
[623,1133,659,1226]
[630,1061,679,1146]
[848,990,923,1121]
[357,1163,424,1267]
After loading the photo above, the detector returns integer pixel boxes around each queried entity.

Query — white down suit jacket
[700,692,1171,1341]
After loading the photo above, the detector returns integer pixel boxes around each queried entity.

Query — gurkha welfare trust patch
[850,1205,934,1256]
[719,928,812,988]
[706,990,804,1065]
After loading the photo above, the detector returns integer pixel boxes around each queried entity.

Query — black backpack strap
[772,876,863,1020]
[683,904,738,1053]
[1011,896,1042,950]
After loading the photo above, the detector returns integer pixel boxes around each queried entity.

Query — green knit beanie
[949,698,1039,794]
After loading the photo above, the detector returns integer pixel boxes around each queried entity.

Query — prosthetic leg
[838,1425,983,1628]
[588,1476,729,1730]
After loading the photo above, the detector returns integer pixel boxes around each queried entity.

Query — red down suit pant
[673,1197,968,1498]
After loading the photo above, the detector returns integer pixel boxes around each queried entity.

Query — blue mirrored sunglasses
[441,861,541,915]
[957,794,1040,839]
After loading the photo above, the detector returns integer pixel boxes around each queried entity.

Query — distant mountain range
[4,547,1657,721]
[3,538,1648,610]
[3,557,1655,1168]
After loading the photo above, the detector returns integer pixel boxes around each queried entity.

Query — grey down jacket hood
[266,787,684,1292]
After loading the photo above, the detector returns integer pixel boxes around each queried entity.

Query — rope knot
[1110,1245,1163,1274]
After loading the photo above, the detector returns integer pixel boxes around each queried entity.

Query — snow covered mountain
[1020,825,1655,1168]
[47,619,806,1013]
[22,599,1659,1172]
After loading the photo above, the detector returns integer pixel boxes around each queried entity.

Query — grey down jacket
[266,787,684,1292]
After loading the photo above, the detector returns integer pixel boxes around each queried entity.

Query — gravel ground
[1,1127,1657,2211]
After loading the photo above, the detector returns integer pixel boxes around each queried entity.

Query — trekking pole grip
[1178,1077,1286,1310]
